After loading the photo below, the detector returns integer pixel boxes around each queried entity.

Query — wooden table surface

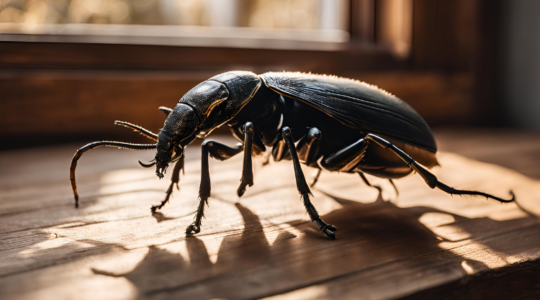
[1,130,539,300]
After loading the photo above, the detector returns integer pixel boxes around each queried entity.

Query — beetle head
[144,71,261,179]
[151,104,199,178]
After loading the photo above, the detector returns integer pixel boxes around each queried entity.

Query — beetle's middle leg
[282,127,337,240]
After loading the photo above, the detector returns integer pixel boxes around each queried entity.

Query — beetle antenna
[114,121,159,141]
[71,141,157,208]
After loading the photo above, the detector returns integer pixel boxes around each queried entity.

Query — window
[0,0,411,56]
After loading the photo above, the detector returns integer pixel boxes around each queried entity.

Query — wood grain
[0,131,539,300]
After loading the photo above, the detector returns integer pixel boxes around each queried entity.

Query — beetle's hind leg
[358,174,399,197]
[282,127,337,240]
[151,155,184,213]
[358,173,399,196]
[320,136,368,172]
[364,134,514,203]
[388,179,399,196]
[317,138,393,196]
[358,172,382,192]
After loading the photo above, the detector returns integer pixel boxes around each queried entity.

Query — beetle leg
[310,169,322,187]
[261,150,272,166]
[272,138,288,162]
[186,140,244,234]
[320,137,368,172]
[358,172,372,186]
[358,172,382,192]
[293,127,323,187]
[296,127,322,166]
[237,122,255,197]
[151,155,184,213]
[282,127,337,240]
[388,179,399,196]
[364,134,515,203]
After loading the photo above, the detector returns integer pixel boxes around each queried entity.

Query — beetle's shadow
[315,189,536,256]
[87,187,538,299]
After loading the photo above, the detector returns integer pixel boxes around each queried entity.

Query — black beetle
[70,71,514,239]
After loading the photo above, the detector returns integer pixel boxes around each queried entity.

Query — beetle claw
[323,228,336,240]
[313,218,337,239]
[186,223,200,234]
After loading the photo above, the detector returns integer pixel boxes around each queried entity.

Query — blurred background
[0,0,539,149]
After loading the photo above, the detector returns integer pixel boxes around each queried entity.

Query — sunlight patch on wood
[430,224,472,242]
[91,248,149,276]
[418,212,456,227]
[264,284,328,300]
[100,169,154,185]
[461,260,475,275]
[17,238,83,258]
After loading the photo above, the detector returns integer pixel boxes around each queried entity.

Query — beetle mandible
[70,71,514,239]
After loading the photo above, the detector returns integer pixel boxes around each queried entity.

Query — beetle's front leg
[151,155,184,213]
[186,140,244,234]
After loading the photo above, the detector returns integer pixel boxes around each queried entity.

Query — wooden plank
[0,132,539,299]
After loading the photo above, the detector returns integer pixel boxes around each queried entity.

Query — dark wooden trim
[349,0,376,42]
[0,41,400,72]
[0,23,350,51]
